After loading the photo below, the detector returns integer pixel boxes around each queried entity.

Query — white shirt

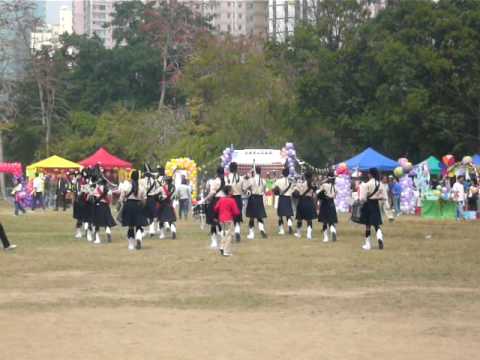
[451,182,465,202]
[33,177,45,193]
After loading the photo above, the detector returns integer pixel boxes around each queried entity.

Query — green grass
[1,201,479,317]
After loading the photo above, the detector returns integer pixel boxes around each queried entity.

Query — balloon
[394,167,404,178]
[462,156,473,165]
[442,154,455,167]
[285,142,294,150]
[402,161,413,172]
[398,158,408,167]
[441,187,448,193]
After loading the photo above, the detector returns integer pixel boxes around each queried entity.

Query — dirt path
[2,307,478,360]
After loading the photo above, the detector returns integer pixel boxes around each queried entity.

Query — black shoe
[107,234,112,243]
[261,231,267,239]
[331,232,337,242]
[136,240,142,250]
[172,232,176,239]
[288,227,293,235]
[220,249,224,255]
[378,239,384,250]
[235,233,241,242]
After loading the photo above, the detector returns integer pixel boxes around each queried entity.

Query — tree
[139,0,211,109]
[177,36,293,164]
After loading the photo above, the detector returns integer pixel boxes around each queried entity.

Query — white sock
[287,218,293,228]
[323,230,329,242]
[307,226,312,239]
[159,228,165,239]
[135,229,143,241]
[149,223,156,234]
[258,222,265,233]
[106,227,111,235]
[171,223,176,233]
[234,223,241,234]
[376,228,383,241]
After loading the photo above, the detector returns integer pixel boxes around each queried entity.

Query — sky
[45,0,72,25]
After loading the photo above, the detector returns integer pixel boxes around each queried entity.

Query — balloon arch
[165,158,198,199]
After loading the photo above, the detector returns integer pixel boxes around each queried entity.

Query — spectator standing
[32,173,46,210]
[176,177,192,220]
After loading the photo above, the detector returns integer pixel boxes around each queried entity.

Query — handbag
[350,181,380,224]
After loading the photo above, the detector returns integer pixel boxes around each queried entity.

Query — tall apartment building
[73,0,119,48]
[176,0,268,38]
[31,6,73,51]
[268,0,388,41]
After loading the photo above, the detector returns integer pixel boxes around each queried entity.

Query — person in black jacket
[55,174,69,211]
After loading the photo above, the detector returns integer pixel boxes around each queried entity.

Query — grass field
[1,201,479,359]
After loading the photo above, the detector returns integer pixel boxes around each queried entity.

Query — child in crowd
[214,186,240,257]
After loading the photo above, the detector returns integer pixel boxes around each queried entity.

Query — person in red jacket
[214,186,240,257]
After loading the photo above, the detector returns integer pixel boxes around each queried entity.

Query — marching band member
[119,170,148,251]
[273,167,294,235]
[92,178,116,244]
[203,166,226,249]
[143,171,162,237]
[225,162,244,242]
[359,168,386,250]
[294,171,317,240]
[317,171,338,242]
[245,166,268,240]
[158,176,177,239]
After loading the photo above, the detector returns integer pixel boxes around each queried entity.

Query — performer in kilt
[158,176,177,240]
[92,178,116,244]
[359,168,386,250]
[143,171,162,237]
[294,171,317,240]
[72,170,87,239]
[225,162,244,242]
[317,171,338,243]
[119,170,148,251]
[203,166,226,249]
[273,167,294,235]
[245,166,268,240]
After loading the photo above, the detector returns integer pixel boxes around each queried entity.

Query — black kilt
[144,195,159,220]
[277,195,293,218]
[121,199,149,227]
[246,194,267,219]
[206,197,220,225]
[360,199,383,226]
[158,200,177,223]
[93,202,116,228]
[318,198,338,224]
[296,196,317,221]
[84,200,95,224]
[73,198,84,221]
[233,195,243,222]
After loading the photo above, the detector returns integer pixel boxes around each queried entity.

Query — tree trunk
[158,48,168,111]
[0,131,6,200]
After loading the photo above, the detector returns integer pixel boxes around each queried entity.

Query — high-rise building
[73,0,119,48]
[268,0,300,41]
[175,0,268,38]
[31,5,73,51]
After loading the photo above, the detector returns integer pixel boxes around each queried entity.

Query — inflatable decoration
[394,166,404,178]
[334,174,352,213]
[221,145,235,174]
[165,158,198,199]
[0,162,23,177]
[442,154,456,167]
[399,175,416,214]
[336,162,348,176]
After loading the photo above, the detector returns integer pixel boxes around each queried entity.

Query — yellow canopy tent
[26,155,82,179]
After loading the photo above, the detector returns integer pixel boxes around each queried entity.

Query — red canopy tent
[79,147,132,169]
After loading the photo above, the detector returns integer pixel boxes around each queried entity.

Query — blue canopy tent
[473,154,480,166]
[342,147,398,171]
